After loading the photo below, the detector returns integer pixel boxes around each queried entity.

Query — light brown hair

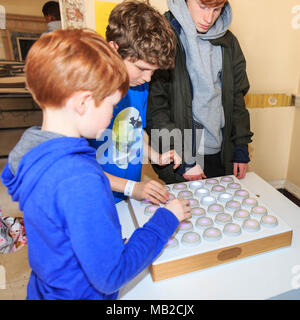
[106,0,176,70]
[25,29,129,109]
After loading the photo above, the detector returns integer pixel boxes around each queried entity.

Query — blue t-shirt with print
[89,83,148,203]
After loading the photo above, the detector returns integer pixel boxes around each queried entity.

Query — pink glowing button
[191,207,206,217]
[251,206,268,218]
[236,190,248,196]
[181,232,202,247]
[189,199,200,208]
[203,227,222,241]
[243,219,260,232]
[226,200,241,212]
[144,205,160,216]
[227,183,242,192]
[165,238,179,250]
[212,185,226,195]
[196,217,214,229]
[220,176,234,185]
[261,215,278,228]
[223,223,242,236]
[141,198,152,205]
[234,209,250,221]
[178,190,193,199]
[207,204,224,215]
[242,198,258,208]
[173,183,187,191]
[205,179,219,186]
[215,213,232,225]
[234,190,249,200]
[178,221,193,233]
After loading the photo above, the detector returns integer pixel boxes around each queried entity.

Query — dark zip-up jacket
[146,11,253,184]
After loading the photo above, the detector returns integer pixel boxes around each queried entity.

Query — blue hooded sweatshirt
[1,127,179,300]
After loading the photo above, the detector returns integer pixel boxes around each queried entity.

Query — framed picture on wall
[10,32,41,62]
[59,0,87,29]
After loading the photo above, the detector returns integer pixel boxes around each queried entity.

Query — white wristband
[124,180,136,197]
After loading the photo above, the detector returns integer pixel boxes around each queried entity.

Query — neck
[41,107,80,137]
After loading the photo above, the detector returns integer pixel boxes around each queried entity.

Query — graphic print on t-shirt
[112,107,143,169]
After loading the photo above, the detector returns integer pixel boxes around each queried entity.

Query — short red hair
[25,29,129,109]
[200,0,227,7]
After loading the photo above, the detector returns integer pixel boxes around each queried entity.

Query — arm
[57,173,190,294]
[146,69,189,184]
[231,35,254,179]
[104,171,127,194]
[104,171,169,205]
[143,130,181,170]
[146,70,177,137]
[146,70,185,157]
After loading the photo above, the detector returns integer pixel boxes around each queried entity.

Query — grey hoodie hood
[168,0,232,39]
[8,126,63,176]
[167,0,232,155]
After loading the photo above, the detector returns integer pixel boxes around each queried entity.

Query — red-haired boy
[1,29,191,300]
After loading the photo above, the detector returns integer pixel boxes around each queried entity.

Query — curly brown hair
[106,0,176,70]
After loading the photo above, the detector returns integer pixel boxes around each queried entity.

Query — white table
[116,172,300,300]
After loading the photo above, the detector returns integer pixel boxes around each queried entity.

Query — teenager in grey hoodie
[168,0,231,157]
[146,0,252,183]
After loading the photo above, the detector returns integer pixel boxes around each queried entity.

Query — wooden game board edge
[127,199,140,229]
[150,230,293,282]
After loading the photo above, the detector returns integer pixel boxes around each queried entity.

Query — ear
[71,91,93,116]
[108,41,119,52]
[47,14,56,22]
[44,15,51,23]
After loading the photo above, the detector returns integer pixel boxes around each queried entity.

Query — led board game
[128,176,293,281]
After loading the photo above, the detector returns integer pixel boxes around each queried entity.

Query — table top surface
[116,172,300,300]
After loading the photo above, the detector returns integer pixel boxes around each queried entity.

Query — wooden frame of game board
[150,230,293,282]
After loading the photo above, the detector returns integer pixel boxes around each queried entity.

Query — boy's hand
[159,150,182,169]
[183,164,207,181]
[132,180,170,205]
[151,149,182,170]
[234,163,248,179]
[164,198,192,222]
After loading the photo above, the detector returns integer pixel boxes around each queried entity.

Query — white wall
[248,107,295,182]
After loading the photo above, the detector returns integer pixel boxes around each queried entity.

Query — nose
[204,9,214,24]
[142,70,154,83]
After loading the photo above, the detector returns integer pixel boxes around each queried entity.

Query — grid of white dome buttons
[143,176,280,250]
